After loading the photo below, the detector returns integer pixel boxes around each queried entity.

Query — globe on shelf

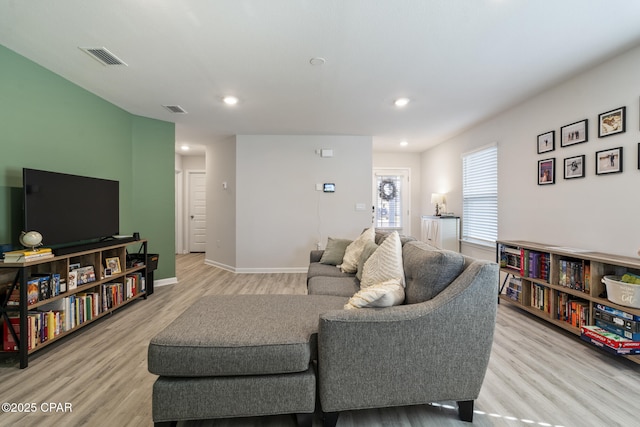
[19,231,43,251]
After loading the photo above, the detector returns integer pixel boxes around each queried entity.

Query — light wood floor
[1,253,638,427]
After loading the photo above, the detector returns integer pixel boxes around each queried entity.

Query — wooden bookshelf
[0,239,149,368]
[497,240,640,363]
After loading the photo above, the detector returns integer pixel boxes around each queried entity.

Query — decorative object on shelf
[563,155,585,179]
[560,119,588,147]
[19,230,43,251]
[538,158,555,185]
[105,256,122,274]
[596,147,623,175]
[537,130,555,154]
[430,193,445,216]
[598,106,626,138]
[378,179,397,201]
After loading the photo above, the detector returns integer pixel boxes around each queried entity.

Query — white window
[462,144,498,246]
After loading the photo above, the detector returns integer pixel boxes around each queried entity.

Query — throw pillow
[319,237,352,265]
[341,227,375,273]
[355,240,379,282]
[360,231,405,288]
[344,279,405,309]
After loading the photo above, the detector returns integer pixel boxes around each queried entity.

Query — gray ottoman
[148,294,347,426]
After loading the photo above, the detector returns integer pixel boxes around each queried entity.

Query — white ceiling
[3,1,640,155]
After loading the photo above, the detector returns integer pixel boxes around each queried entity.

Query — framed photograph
[104,268,113,277]
[537,131,555,154]
[598,107,625,138]
[596,147,623,175]
[538,158,555,185]
[564,155,585,179]
[561,119,588,147]
[105,257,121,274]
[69,262,81,271]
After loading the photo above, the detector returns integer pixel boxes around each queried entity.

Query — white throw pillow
[360,231,405,288]
[341,227,375,273]
[344,279,405,309]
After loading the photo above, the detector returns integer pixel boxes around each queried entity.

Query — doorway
[187,170,206,253]
[373,168,411,236]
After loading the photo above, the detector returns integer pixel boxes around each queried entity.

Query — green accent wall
[0,44,175,279]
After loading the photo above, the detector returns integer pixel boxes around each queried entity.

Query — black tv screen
[23,168,119,247]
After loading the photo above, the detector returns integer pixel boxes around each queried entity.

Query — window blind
[462,144,498,246]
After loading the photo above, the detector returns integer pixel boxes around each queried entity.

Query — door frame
[185,169,206,253]
[372,168,411,236]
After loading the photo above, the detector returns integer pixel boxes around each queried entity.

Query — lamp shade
[430,193,444,205]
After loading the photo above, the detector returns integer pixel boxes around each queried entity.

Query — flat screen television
[23,168,119,248]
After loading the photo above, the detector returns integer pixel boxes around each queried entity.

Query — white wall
[205,136,237,270]
[235,135,372,272]
[372,152,422,236]
[422,45,640,260]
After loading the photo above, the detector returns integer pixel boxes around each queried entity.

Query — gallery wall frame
[560,119,588,147]
[538,158,555,185]
[595,147,623,175]
[598,106,625,138]
[564,155,585,179]
[537,131,555,154]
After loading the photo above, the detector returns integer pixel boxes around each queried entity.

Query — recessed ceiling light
[400,140,409,147]
[223,96,239,105]
[309,57,326,66]
[180,145,190,151]
[394,98,410,107]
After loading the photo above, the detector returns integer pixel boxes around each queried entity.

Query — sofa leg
[296,412,313,427]
[323,411,340,427]
[457,400,474,422]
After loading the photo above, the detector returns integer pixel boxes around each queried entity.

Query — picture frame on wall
[560,119,588,147]
[596,147,623,175]
[538,158,555,185]
[563,155,585,179]
[598,106,625,138]
[537,131,555,154]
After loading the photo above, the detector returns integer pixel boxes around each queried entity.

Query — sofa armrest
[310,250,324,263]
[317,261,498,413]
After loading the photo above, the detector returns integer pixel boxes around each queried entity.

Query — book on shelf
[2,316,20,351]
[3,248,53,263]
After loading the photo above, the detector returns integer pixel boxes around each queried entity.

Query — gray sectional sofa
[147,231,498,426]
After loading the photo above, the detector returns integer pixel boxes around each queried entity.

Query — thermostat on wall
[323,183,335,193]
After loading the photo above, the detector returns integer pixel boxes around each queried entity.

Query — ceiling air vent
[163,105,188,114]
[79,47,128,66]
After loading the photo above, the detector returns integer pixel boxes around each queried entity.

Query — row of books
[531,283,551,313]
[2,274,145,352]
[558,259,590,293]
[556,292,589,327]
[5,273,66,306]
[2,292,100,351]
[503,247,550,281]
[2,248,54,263]
[505,277,522,302]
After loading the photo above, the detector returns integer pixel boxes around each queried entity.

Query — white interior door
[188,171,206,252]
[373,168,411,236]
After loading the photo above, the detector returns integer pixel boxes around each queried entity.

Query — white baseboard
[154,276,178,287]
[204,258,307,274]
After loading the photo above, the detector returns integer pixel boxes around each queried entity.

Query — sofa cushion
[360,231,405,288]
[307,276,360,297]
[374,230,416,246]
[308,262,354,281]
[148,294,346,377]
[344,279,405,309]
[403,241,466,304]
[341,227,375,273]
[319,237,353,265]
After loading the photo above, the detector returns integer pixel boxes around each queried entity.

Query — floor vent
[163,105,188,114]
[80,47,128,66]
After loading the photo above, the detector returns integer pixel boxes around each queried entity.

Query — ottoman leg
[323,411,340,427]
[296,412,313,427]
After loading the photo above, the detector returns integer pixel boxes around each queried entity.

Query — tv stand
[54,237,136,256]
[0,239,148,368]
